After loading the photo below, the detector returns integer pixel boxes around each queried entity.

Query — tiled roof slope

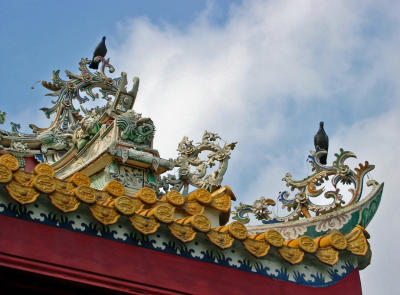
[0,154,370,266]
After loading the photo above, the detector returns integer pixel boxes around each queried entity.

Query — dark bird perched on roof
[314,121,329,165]
[89,36,107,70]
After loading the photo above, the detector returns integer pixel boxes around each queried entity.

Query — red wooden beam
[0,214,362,294]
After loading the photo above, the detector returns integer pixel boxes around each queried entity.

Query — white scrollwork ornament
[160,131,237,196]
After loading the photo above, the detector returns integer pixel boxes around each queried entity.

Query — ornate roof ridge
[0,153,371,266]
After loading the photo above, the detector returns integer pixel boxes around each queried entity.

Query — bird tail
[320,154,327,165]
[89,60,99,70]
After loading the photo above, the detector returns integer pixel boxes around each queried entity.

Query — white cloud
[330,109,400,295]
[107,1,400,293]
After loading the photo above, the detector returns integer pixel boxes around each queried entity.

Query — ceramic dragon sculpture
[116,110,155,147]
[26,57,140,152]
[160,131,237,196]
[232,149,375,224]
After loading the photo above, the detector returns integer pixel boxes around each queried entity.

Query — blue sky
[0,0,238,119]
[1,1,399,294]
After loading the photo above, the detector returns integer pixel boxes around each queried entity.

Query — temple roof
[0,55,383,288]
[0,153,374,267]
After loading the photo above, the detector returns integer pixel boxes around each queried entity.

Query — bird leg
[93,56,104,63]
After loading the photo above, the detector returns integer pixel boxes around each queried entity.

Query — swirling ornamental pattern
[233,149,375,224]
[160,131,237,196]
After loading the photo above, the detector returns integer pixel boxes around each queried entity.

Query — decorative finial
[0,110,6,124]
[159,131,237,196]
[314,121,329,165]
[232,148,376,224]
[10,122,21,135]
[89,36,107,70]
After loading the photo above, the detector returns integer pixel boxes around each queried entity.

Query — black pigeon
[89,36,107,70]
[314,121,329,165]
